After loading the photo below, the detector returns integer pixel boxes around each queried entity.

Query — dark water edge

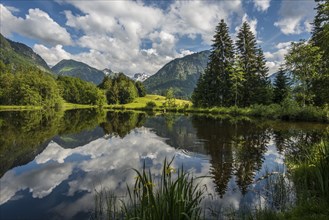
[0,109,328,219]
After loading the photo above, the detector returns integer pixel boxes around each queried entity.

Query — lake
[0,109,327,219]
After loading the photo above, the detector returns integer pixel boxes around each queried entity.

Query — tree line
[0,61,146,107]
[193,0,329,108]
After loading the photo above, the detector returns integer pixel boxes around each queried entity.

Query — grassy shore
[104,94,191,110]
[105,95,329,123]
[1,95,328,123]
[62,102,99,110]
[0,105,42,111]
[0,102,99,111]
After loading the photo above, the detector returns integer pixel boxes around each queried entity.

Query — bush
[145,101,157,109]
[296,105,322,122]
[279,98,300,120]
[250,104,281,119]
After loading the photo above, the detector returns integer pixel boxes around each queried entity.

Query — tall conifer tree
[273,66,290,104]
[312,0,329,105]
[312,0,329,63]
[192,19,234,107]
[235,22,270,106]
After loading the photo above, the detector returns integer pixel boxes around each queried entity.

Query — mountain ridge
[0,33,51,72]
[51,59,106,85]
[143,50,210,98]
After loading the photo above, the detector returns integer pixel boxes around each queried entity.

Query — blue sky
[0,0,316,76]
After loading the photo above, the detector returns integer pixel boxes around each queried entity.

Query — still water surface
[0,110,327,219]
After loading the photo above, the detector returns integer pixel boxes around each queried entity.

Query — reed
[92,158,205,220]
[124,158,205,220]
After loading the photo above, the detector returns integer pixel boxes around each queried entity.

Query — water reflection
[0,110,62,177]
[100,111,146,137]
[0,110,147,177]
[0,111,328,219]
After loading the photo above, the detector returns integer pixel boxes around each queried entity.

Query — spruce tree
[230,57,245,106]
[312,0,329,105]
[254,48,272,104]
[235,22,269,106]
[312,0,329,63]
[192,19,234,107]
[273,66,290,104]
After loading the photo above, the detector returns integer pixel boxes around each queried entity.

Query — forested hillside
[143,51,210,98]
[52,59,105,85]
[0,34,50,72]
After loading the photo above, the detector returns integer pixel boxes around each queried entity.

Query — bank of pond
[0,109,328,219]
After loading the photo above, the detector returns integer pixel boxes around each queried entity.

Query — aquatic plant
[92,158,205,220]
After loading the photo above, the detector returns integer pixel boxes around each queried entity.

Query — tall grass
[92,158,205,220]
[93,190,124,220]
[289,137,329,200]
[92,137,329,219]
[250,136,329,219]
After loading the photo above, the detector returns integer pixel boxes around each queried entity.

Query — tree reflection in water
[1,111,328,211]
[100,111,146,138]
[0,110,150,177]
[192,116,270,196]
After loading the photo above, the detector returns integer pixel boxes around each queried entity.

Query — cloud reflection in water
[0,125,283,219]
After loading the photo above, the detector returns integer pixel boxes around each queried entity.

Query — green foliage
[193,20,234,107]
[230,57,246,106]
[282,135,329,218]
[285,41,323,107]
[193,20,270,108]
[57,75,106,106]
[249,104,281,119]
[273,67,290,104]
[312,0,329,65]
[125,158,204,219]
[0,65,62,107]
[93,158,205,220]
[236,22,271,106]
[311,0,329,106]
[135,81,146,97]
[164,88,176,108]
[99,73,138,104]
[145,101,157,109]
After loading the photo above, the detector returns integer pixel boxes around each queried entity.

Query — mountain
[143,50,210,98]
[0,33,50,72]
[52,59,105,85]
[132,73,149,82]
[103,68,113,75]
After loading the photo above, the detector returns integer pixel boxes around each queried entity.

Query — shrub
[250,104,281,119]
[145,101,157,109]
[279,98,300,120]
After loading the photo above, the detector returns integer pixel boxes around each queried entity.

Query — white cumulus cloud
[253,0,271,12]
[274,0,316,35]
[56,0,244,75]
[0,4,72,45]
[264,41,293,74]
[3,1,245,75]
